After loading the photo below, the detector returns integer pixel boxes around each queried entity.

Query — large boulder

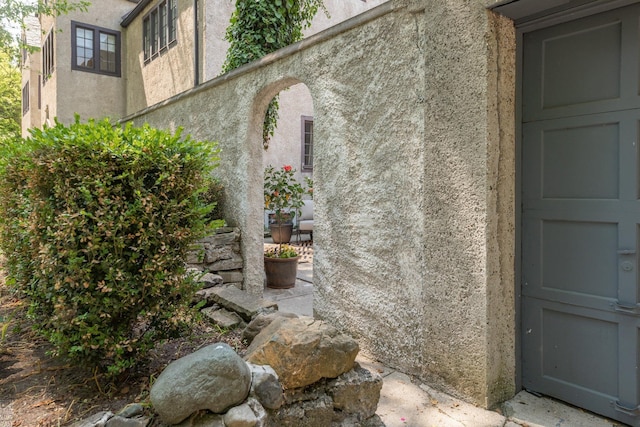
[150,343,251,424]
[244,316,359,389]
[242,312,299,344]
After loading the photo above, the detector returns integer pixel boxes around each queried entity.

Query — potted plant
[264,165,304,244]
[264,244,300,289]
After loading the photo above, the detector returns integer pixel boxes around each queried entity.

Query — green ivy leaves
[221,0,327,149]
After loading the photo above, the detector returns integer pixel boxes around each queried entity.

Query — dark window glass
[71,21,120,77]
[143,0,178,64]
[151,9,158,57]
[22,82,29,115]
[159,1,167,49]
[169,0,177,43]
[302,116,314,171]
[42,31,54,84]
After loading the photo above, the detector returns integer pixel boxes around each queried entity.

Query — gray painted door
[522,4,640,425]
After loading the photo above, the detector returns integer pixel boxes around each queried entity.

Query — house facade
[20,1,640,426]
[21,0,387,188]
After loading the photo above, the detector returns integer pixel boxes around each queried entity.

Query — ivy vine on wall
[221,0,327,149]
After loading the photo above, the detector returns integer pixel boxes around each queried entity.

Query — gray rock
[199,272,224,288]
[242,312,298,345]
[150,343,251,425]
[248,363,284,409]
[187,244,206,263]
[206,254,244,271]
[201,307,243,328]
[328,363,382,420]
[193,287,220,306]
[223,403,258,427]
[116,403,144,418]
[175,412,225,427]
[217,270,244,284]
[246,398,267,427]
[208,286,278,321]
[204,244,239,264]
[359,414,386,427]
[70,411,113,427]
[198,228,240,245]
[245,316,359,389]
[105,416,149,427]
[266,395,334,427]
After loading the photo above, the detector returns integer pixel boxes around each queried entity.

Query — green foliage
[264,165,305,226]
[0,0,90,60]
[0,50,20,144]
[221,0,327,149]
[264,244,299,259]
[304,176,313,198]
[199,177,226,223]
[0,117,222,375]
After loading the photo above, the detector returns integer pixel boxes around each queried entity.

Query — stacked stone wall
[187,227,244,289]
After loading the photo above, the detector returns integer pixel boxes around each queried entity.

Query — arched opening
[251,80,316,316]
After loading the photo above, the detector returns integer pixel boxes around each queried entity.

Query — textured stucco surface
[124,0,198,114]
[53,2,131,124]
[123,0,516,408]
[22,1,132,132]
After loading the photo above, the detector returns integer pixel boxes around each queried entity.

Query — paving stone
[209,286,278,321]
[202,307,243,328]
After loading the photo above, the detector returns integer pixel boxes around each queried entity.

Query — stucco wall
[22,42,42,136]
[52,1,131,124]
[37,15,57,128]
[123,0,516,408]
[124,1,198,114]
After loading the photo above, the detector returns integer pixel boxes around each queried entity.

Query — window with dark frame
[143,0,177,63]
[71,21,121,77]
[42,30,54,84]
[22,82,29,116]
[301,116,314,171]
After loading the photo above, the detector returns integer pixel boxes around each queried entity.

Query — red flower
[283,165,292,172]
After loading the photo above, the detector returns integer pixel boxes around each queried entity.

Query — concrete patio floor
[262,239,624,427]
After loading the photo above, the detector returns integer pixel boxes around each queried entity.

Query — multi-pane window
[301,116,314,171]
[22,83,29,115]
[42,31,54,84]
[143,0,177,63]
[71,21,121,76]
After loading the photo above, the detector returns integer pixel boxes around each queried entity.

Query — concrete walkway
[263,243,623,427]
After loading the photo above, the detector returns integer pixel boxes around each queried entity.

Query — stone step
[201,307,243,329]
[208,286,278,321]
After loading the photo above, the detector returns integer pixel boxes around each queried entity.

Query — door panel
[522,3,640,426]
[523,6,640,122]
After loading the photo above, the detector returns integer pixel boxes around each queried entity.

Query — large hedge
[0,118,222,375]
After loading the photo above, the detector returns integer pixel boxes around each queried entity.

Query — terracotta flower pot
[269,223,293,244]
[264,256,300,289]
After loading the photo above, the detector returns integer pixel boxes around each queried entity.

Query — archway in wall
[257,81,316,317]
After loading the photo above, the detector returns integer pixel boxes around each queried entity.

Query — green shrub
[200,177,226,222]
[0,117,223,375]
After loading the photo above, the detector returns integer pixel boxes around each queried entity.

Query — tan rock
[244,316,359,389]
